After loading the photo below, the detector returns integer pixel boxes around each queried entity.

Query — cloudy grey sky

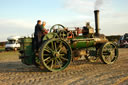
[0,0,128,41]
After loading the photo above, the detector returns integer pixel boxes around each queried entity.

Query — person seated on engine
[82,22,94,38]
[75,27,82,36]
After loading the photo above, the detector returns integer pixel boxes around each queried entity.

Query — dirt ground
[0,48,128,85]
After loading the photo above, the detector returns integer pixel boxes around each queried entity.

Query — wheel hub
[55,52,60,57]
[53,52,60,58]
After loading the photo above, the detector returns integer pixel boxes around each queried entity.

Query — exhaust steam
[95,0,104,10]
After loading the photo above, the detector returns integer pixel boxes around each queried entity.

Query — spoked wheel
[39,39,72,72]
[99,42,118,64]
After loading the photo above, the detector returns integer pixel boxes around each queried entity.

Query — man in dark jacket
[34,20,43,52]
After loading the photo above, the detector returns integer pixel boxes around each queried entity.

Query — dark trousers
[34,34,43,52]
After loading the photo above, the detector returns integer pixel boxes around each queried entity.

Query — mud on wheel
[39,38,72,72]
[99,42,118,64]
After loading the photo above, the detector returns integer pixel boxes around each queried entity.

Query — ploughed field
[0,48,128,85]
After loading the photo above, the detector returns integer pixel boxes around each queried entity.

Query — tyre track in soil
[0,48,128,85]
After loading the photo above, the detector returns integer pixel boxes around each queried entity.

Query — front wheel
[39,39,72,72]
[99,42,118,64]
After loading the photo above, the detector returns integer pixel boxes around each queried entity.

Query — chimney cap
[94,10,100,12]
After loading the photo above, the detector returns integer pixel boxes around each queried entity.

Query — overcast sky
[0,0,128,41]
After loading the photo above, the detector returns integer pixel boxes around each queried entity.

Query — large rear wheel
[39,39,72,72]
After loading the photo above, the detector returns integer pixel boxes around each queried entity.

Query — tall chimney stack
[94,10,100,35]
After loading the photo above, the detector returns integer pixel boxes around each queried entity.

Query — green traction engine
[19,10,118,72]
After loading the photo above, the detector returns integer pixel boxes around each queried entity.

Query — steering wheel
[50,24,66,33]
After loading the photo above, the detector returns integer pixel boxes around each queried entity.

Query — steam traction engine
[19,10,118,72]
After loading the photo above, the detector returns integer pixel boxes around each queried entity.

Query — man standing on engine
[34,20,43,52]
